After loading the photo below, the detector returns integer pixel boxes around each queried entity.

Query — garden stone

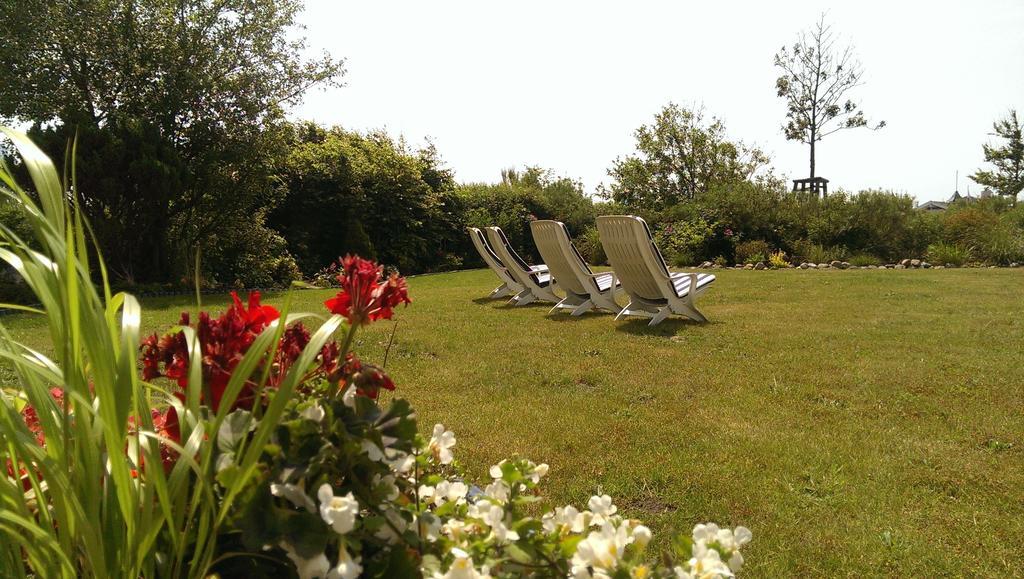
[885,264,895,269]
[922,262,931,269]
[754,262,766,270]
[829,260,841,268]
[894,264,906,269]
[900,259,912,267]
[799,262,808,269]
[1011,262,1020,268]
[934,265,945,269]
[819,263,830,269]
[744,263,754,270]
[945,263,955,268]
[712,264,722,269]
[911,259,921,268]
[867,265,877,269]
[840,261,851,269]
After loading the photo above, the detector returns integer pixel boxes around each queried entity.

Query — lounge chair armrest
[530,264,549,272]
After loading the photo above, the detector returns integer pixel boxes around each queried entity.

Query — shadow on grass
[613,317,713,336]
[472,297,506,306]
[543,311,613,322]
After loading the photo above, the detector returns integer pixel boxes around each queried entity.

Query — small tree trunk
[809,132,816,181]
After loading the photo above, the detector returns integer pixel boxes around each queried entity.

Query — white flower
[300,403,325,423]
[528,462,549,483]
[570,522,630,575]
[416,512,442,542]
[372,473,400,501]
[632,524,652,548]
[727,550,744,574]
[482,480,509,503]
[442,518,476,542]
[488,460,507,479]
[432,480,469,506]
[374,507,408,543]
[436,547,492,579]
[326,546,362,579]
[543,505,586,535]
[271,482,316,513]
[673,565,694,579]
[418,484,436,504]
[361,439,385,462]
[429,424,456,464]
[317,484,359,535]
[385,448,415,475]
[342,385,357,408]
[685,542,734,578]
[477,503,519,543]
[284,547,330,579]
[588,495,618,526]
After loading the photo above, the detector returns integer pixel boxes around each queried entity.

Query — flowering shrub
[130,259,752,578]
[0,128,750,578]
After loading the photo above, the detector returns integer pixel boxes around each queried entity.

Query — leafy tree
[0,0,343,284]
[774,15,884,182]
[970,109,1024,205]
[272,123,464,275]
[604,103,771,213]
[460,167,595,263]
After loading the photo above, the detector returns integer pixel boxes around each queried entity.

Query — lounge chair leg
[648,307,671,326]
[571,300,594,316]
[549,297,570,314]
[678,303,708,323]
[614,301,634,320]
[490,283,512,298]
[512,291,536,306]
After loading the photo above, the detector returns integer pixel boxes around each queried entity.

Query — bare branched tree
[775,15,885,181]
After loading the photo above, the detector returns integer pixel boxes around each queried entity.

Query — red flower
[340,353,396,400]
[140,291,281,412]
[324,255,411,326]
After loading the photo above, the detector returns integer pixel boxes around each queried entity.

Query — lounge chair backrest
[530,220,591,296]
[469,227,506,272]
[596,215,670,301]
[485,227,533,275]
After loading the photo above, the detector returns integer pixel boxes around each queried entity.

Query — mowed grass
[3,268,1023,575]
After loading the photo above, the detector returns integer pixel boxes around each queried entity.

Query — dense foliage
[1,0,343,287]
[459,168,596,264]
[272,123,466,276]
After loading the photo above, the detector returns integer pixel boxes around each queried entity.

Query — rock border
[696,260,1022,270]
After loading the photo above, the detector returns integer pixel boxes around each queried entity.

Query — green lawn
[4,268,1023,575]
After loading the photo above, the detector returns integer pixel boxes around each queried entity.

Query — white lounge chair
[596,215,715,325]
[530,220,622,316]
[468,227,523,298]
[484,226,559,305]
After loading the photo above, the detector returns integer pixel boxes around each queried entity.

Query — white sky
[293,0,1024,202]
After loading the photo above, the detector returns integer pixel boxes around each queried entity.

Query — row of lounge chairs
[469,215,716,326]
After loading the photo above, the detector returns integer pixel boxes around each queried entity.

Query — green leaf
[560,535,584,558]
[218,410,254,455]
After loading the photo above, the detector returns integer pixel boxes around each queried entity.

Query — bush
[792,240,845,264]
[735,239,772,264]
[768,250,789,268]
[927,242,973,266]
[653,218,717,266]
[941,206,1000,247]
[577,225,608,265]
[848,253,881,267]
[977,223,1024,264]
